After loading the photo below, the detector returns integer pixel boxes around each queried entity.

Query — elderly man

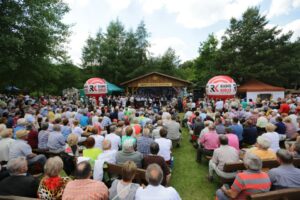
[197,124,219,163]
[137,128,154,155]
[155,128,172,163]
[208,135,239,182]
[47,124,66,153]
[216,152,271,200]
[268,149,300,190]
[9,130,47,167]
[116,140,143,168]
[63,161,108,200]
[0,128,14,162]
[135,164,181,200]
[105,125,121,151]
[164,115,181,148]
[0,157,39,197]
[93,140,118,181]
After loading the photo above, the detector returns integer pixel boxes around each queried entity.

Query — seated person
[38,122,50,150]
[242,119,258,145]
[9,130,47,167]
[155,128,172,163]
[208,135,239,182]
[83,137,102,162]
[216,152,271,200]
[63,161,108,200]
[109,161,140,200]
[248,136,277,161]
[137,128,154,155]
[47,124,66,153]
[197,124,219,162]
[0,128,15,162]
[38,156,71,199]
[135,164,181,200]
[116,140,143,168]
[143,142,171,186]
[268,149,300,190]
[0,157,39,198]
[122,126,137,146]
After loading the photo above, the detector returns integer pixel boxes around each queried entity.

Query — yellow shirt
[249,147,277,160]
[83,148,102,161]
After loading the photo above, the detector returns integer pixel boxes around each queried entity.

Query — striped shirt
[231,170,271,200]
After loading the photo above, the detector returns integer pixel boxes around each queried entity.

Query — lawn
[171,126,219,200]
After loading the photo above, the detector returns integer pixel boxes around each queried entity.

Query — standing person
[62,161,108,200]
[135,164,181,200]
[109,161,140,200]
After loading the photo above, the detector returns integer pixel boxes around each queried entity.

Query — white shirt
[72,126,83,138]
[135,185,181,200]
[155,138,172,161]
[105,133,121,151]
[215,100,224,110]
[92,116,99,126]
[0,138,15,162]
[261,132,280,152]
[91,135,104,150]
[93,149,117,181]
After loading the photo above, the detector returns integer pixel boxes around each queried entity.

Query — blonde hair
[67,133,79,146]
[265,123,276,132]
[122,161,137,182]
[284,117,292,123]
[44,156,64,177]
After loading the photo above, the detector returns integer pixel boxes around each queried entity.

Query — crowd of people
[1,93,300,199]
[185,96,300,199]
[0,94,182,200]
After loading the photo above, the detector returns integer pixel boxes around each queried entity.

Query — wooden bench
[0,195,36,200]
[248,188,300,200]
[219,159,300,183]
[32,149,60,158]
[103,163,147,185]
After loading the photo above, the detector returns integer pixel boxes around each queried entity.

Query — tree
[0,0,70,90]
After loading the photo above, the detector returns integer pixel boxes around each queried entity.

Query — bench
[0,195,36,200]
[219,159,300,183]
[103,163,147,185]
[248,188,300,200]
[32,149,61,158]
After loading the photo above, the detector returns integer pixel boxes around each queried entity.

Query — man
[164,115,181,148]
[152,120,163,139]
[105,125,121,151]
[0,157,39,197]
[0,128,15,162]
[216,152,271,200]
[208,135,239,182]
[215,118,225,135]
[63,161,108,200]
[135,164,181,200]
[116,140,143,168]
[47,124,66,153]
[155,128,172,163]
[268,149,300,190]
[93,140,117,181]
[137,128,154,155]
[197,124,219,162]
[143,142,171,186]
[9,130,46,167]
[229,117,243,145]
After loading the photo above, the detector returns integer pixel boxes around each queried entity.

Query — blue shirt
[137,136,154,155]
[9,140,32,160]
[230,124,243,141]
[80,115,89,127]
[61,126,72,140]
[38,130,49,149]
[47,131,66,151]
[268,164,300,189]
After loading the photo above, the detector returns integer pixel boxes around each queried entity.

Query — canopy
[107,81,124,94]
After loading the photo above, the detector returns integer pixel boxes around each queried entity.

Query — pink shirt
[200,131,219,150]
[226,133,240,151]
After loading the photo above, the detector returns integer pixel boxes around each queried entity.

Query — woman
[249,136,276,160]
[87,126,104,150]
[109,161,139,200]
[261,123,280,152]
[121,126,136,146]
[284,117,298,139]
[83,137,102,161]
[65,133,79,157]
[38,156,71,200]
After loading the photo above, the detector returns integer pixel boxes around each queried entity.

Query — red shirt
[279,103,290,114]
[27,129,39,149]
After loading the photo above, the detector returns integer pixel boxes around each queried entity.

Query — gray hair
[102,139,111,150]
[109,125,116,133]
[122,139,134,152]
[53,124,61,132]
[244,152,262,170]
[7,157,27,175]
[257,136,271,150]
[44,156,64,177]
[143,128,150,136]
[145,163,163,186]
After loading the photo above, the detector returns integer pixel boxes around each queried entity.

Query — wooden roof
[238,79,285,92]
[120,72,191,87]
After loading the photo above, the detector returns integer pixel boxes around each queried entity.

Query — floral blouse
[38,176,71,200]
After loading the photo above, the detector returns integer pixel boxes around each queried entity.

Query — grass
[170,126,219,200]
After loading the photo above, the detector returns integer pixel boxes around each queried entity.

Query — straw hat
[16,129,29,139]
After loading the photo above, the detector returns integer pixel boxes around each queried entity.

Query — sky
[62,0,300,65]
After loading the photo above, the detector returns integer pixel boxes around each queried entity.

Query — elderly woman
[109,161,139,200]
[249,136,276,160]
[216,152,271,200]
[65,133,79,157]
[284,117,298,139]
[38,156,71,199]
[261,123,280,152]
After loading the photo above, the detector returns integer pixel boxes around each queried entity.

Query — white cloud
[282,19,300,41]
[139,0,263,29]
[268,0,300,18]
[104,0,132,13]
[63,0,91,7]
